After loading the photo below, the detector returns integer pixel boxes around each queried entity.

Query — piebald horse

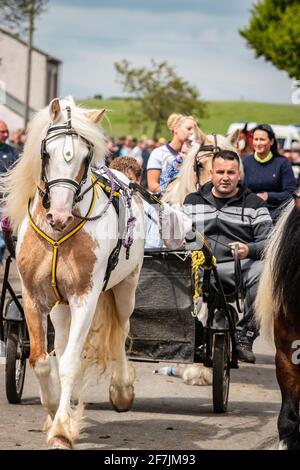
[0,97,145,449]
[162,130,241,206]
[256,198,300,450]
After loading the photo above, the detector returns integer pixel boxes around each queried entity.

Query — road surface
[0,335,280,451]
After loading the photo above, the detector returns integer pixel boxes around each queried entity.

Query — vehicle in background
[227,122,300,151]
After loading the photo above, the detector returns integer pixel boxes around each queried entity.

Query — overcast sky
[34,0,294,103]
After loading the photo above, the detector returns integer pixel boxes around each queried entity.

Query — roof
[0,27,62,64]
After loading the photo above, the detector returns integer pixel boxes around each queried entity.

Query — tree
[0,0,48,127]
[240,0,300,80]
[114,59,206,140]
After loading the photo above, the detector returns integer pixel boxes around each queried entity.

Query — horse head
[41,98,106,231]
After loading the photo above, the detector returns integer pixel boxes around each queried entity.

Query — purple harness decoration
[104,166,136,260]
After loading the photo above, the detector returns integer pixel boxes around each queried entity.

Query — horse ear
[87,109,106,124]
[49,98,61,122]
[226,129,240,148]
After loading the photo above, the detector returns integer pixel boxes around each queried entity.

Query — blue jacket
[0,143,19,174]
[243,153,296,216]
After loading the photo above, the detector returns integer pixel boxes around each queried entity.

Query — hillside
[77,99,300,139]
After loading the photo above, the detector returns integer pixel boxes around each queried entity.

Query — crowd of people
[1,113,300,364]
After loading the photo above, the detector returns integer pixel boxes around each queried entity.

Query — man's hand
[229,242,249,260]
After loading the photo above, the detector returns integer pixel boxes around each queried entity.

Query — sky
[33,0,295,104]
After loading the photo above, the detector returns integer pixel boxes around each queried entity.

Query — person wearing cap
[146,113,198,196]
[242,124,296,221]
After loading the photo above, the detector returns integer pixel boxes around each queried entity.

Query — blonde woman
[146,113,197,195]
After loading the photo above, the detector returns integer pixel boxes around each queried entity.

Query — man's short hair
[109,156,142,179]
[212,150,240,167]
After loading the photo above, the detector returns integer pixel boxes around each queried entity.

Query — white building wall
[0,29,60,130]
[0,104,24,131]
[0,31,47,110]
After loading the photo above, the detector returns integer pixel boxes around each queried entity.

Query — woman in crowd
[243,123,296,221]
[146,113,198,196]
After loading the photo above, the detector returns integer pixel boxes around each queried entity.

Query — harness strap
[191,249,217,317]
[94,175,123,291]
[29,171,132,305]
[28,185,98,306]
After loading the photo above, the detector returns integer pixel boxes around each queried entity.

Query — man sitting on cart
[184,150,273,363]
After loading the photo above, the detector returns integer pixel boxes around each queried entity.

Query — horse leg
[22,290,60,420]
[109,265,141,412]
[275,319,300,450]
[50,304,71,359]
[47,293,100,449]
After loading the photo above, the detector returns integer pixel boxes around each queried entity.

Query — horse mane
[0,99,107,230]
[255,199,296,341]
[163,133,240,206]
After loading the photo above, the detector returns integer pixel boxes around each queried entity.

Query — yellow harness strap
[94,178,120,198]
[28,185,98,306]
[192,250,217,303]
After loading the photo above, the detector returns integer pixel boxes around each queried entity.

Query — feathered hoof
[43,415,53,433]
[109,383,135,412]
[48,435,73,450]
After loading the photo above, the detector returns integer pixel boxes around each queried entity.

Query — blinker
[42,192,50,210]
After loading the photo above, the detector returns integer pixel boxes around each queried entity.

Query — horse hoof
[109,384,135,412]
[43,415,53,433]
[48,435,73,450]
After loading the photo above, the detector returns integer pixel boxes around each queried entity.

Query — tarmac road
[0,335,281,451]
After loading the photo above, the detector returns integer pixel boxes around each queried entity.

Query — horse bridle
[193,133,221,188]
[39,106,94,209]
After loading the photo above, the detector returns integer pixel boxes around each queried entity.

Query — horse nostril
[66,215,74,225]
[46,213,53,224]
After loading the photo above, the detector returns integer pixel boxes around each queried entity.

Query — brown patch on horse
[274,314,300,401]
[17,200,98,304]
[22,290,47,367]
[293,196,300,213]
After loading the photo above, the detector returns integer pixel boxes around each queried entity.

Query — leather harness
[28,173,123,306]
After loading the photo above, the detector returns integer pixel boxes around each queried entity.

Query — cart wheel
[5,323,27,404]
[212,333,230,413]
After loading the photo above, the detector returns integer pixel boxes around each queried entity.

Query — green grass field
[77,98,300,139]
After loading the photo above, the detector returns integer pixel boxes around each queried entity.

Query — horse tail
[83,289,125,372]
[255,200,296,341]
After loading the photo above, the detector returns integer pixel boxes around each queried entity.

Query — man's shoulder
[184,191,204,205]
[242,187,269,210]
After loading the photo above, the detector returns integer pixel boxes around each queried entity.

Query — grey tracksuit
[184,182,272,335]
